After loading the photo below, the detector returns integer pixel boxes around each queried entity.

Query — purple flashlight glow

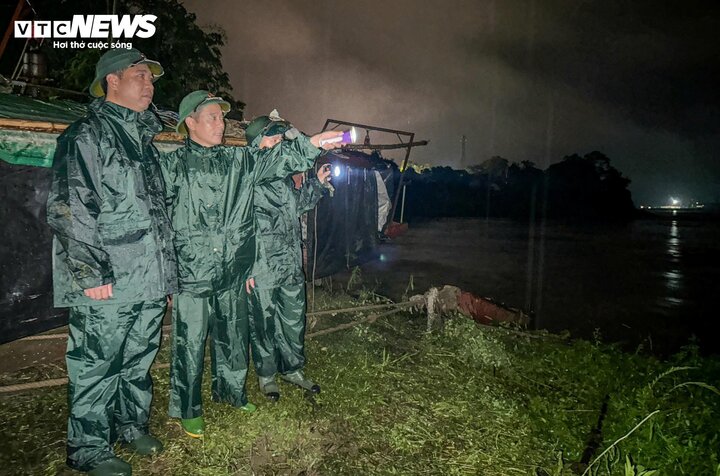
[319,127,357,146]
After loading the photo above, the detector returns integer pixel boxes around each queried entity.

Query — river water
[357,214,720,354]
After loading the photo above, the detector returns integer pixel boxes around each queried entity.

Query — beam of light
[333,165,341,177]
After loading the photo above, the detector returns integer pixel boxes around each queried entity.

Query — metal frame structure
[321,118,427,224]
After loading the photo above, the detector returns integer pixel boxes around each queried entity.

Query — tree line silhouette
[399,151,635,221]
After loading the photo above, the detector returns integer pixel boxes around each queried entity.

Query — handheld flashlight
[318,127,357,146]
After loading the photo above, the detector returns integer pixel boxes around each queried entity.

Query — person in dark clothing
[244,114,333,401]
[47,48,176,476]
[162,93,344,438]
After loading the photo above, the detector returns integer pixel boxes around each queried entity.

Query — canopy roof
[0,92,246,167]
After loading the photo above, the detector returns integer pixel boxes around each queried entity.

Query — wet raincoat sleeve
[295,177,327,215]
[47,130,113,289]
[159,152,178,209]
[249,134,322,184]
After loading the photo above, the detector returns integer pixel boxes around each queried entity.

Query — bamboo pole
[0,118,247,146]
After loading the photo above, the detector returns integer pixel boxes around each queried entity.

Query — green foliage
[36,0,243,112]
[124,0,243,112]
[0,289,718,474]
[59,49,102,93]
[624,455,658,476]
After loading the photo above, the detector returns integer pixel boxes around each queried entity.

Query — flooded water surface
[359,215,720,354]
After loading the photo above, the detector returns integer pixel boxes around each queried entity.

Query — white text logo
[14,15,156,39]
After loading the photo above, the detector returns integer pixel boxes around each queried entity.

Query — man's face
[259,134,283,150]
[186,103,226,147]
[106,64,154,112]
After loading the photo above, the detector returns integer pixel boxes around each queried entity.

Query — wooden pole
[388,132,415,223]
[0,118,247,146]
[0,0,25,62]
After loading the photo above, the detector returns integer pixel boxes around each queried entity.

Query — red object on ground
[385,221,408,239]
[457,291,522,325]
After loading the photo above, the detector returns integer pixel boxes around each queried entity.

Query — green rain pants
[66,299,166,471]
[248,284,307,378]
[168,288,250,419]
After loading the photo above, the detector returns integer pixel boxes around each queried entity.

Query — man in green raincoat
[162,91,344,438]
[47,49,176,476]
[244,115,332,401]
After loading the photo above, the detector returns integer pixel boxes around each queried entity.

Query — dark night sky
[183,0,719,205]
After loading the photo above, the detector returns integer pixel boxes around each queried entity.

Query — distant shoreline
[636,208,720,221]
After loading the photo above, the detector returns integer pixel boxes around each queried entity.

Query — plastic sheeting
[375,170,391,231]
[0,92,87,123]
[0,160,67,343]
[307,165,379,278]
[0,129,59,167]
[306,151,397,279]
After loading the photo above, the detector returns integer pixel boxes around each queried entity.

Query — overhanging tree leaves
[33,0,243,114]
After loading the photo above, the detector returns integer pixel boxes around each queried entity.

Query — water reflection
[360,216,720,352]
[659,220,684,307]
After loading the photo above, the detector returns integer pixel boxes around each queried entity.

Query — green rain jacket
[47,99,177,307]
[252,175,327,290]
[161,135,322,297]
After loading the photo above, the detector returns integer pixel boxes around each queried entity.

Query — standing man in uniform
[162,92,343,438]
[244,115,332,401]
[47,49,176,476]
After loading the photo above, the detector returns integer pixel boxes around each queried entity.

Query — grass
[0,288,718,475]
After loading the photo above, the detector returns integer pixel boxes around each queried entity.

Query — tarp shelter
[0,92,194,344]
[0,94,90,343]
[307,150,396,279]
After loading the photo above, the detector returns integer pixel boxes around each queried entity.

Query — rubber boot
[180,416,205,438]
[88,456,132,476]
[125,434,163,455]
[259,375,280,402]
[280,371,321,394]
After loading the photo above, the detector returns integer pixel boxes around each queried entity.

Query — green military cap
[89,48,163,98]
[176,90,231,136]
[245,111,291,145]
